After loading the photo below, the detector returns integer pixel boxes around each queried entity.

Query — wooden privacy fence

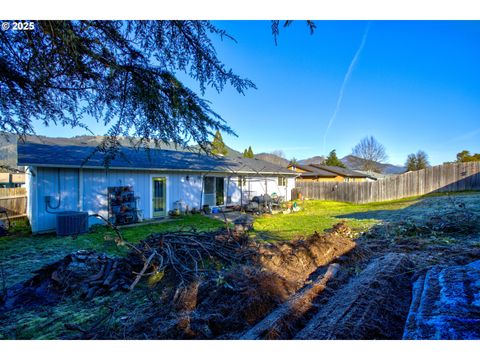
[0,187,27,218]
[293,162,480,204]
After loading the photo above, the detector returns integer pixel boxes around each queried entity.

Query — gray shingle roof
[17,142,296,176]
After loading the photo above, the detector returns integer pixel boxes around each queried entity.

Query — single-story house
[18,142,297,233]
[287,163,373,182]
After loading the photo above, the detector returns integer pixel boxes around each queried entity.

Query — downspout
[45,168,62,214]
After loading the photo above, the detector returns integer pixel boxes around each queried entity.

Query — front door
[152,177,166,217]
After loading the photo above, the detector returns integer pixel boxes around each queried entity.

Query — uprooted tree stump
[295,253,414,340]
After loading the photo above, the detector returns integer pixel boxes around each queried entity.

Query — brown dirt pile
[255,221,356,284]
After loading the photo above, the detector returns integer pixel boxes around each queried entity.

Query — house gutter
[17,163,297,176]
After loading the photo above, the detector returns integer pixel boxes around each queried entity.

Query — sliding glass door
[204,176,225,206]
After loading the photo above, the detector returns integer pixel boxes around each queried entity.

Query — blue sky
[35,21,480,166]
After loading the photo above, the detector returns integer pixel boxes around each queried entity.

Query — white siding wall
[28,167,295,233]
[32,167,80,232]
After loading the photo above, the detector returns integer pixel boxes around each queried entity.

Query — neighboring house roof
[308,164,368,178]
[289,164,338,177]
[353,170,388,180]
[17,142,296,176]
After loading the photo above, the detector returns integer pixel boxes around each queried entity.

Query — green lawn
[252,192,477,240]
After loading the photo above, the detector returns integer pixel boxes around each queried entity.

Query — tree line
[211,129,479,175]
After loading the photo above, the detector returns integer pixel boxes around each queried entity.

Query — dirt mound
[403,259,480,340]
[295,253,414,340]
[256,221,356,283]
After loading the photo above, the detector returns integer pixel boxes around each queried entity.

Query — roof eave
[17,162,296,176]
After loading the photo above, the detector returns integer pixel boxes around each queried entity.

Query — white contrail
[323,23,371,154]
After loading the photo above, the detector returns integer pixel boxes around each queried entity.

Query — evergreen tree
[211,130,228,156]
[289,157,298,166]
[243,149,249,158]
[245,146,254,158]
[325,150,346,168]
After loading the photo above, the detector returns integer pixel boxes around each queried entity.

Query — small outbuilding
[18,142,297,233]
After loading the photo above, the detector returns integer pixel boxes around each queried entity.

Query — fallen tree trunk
[295,253,414,340]
[240,263,340,340]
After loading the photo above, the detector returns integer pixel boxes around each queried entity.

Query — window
[204,176,215,193]
[239,176,247,187]
[278,176,287,186]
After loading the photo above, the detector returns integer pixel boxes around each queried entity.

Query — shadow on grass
[335,192,480,223]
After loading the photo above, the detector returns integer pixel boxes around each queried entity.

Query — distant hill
[298,156,325,165]
[221,145,242,158]
[293,153,405,174]
[254,153,290,167]
[255,152,405,174]
[22,134,193,151]
[1,133,244,167]
[341,155,406,174]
